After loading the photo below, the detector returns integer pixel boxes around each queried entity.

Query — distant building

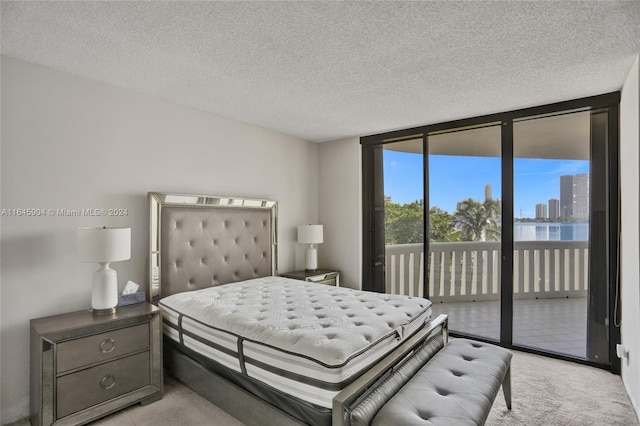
[536,203,547,219]
[549,198,560,220]
[559,173,589,219]
[573,173,589,219]
[485,184,493,201]
[560,175,574,218]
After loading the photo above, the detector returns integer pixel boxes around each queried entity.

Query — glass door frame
[361,92,621,373]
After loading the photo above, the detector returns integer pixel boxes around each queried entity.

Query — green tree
[384,199,464,244]
[429,209,461,242]
[453,198,501,241]
[384,197,424,245]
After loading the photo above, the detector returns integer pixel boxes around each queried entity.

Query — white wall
[0,56,318,424]
[620,54,640,420]
[317,137,361,289]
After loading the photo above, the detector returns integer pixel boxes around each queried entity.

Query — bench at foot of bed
[371,338,512,425]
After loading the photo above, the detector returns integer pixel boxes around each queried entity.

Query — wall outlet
[616,343,629,359]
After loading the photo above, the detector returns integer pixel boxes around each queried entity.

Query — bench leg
[502,365,512,410]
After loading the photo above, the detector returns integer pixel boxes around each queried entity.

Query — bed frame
[148,192,448,426]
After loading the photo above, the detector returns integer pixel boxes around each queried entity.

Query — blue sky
[383,151,589,217]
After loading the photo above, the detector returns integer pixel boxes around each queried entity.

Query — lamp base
[91,262,119,314]
[305,245,318,271]
[91,307,117,316]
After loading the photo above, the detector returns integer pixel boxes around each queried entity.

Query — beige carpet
[90,374,243,426]
[84,349,638,426]
[487,350,638,425]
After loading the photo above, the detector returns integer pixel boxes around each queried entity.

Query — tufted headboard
[148,193,278,302]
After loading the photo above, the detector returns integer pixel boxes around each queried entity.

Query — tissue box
[118,291,146,307]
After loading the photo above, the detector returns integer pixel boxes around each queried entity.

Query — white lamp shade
[77,227,131,263]
[298,225,323,244]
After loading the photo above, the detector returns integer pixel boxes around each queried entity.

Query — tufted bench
[371,338,512,425]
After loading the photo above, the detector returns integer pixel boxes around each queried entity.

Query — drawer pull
[99,374,116,390]
[99,338,115,354]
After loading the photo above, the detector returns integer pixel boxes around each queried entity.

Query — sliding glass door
[428,124,502,340]
[361,93,619,370]
[381,139,425,297]
[512,111,599,361]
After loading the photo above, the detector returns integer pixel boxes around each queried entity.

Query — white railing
[385,241,589,303]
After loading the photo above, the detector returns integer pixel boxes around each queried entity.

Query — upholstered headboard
[148,193,278,302]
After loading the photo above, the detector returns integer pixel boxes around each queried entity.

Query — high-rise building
[560,175,574,218]
[559,174,589,219]
[485,184,493,201]
[573,173,589,219]
[548,198,559,220]
[536,203,547,219]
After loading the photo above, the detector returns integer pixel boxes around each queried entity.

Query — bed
[148,192,448,426]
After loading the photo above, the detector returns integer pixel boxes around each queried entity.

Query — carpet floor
[486,350,638,425]
[85,349,638,426]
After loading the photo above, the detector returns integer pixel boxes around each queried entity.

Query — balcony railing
[385,241,589,303]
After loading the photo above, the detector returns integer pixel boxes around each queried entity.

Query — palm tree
[453,198,501,241]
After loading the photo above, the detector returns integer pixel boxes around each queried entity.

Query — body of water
[514,222,589,241]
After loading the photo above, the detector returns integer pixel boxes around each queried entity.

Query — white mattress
[159,276,432,407]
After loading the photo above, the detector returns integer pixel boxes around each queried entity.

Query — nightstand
[281,269,340,287]
[30,303,162,426]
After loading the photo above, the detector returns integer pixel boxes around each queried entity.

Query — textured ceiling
[2,1,639,143]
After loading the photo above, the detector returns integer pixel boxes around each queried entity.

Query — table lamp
[298,224,323,271]
[77,227,131,315]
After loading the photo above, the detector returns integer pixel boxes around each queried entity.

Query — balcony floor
[431,297,587,358]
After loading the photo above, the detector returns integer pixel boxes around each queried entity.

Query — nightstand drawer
[306,271,339,286]
[57,323,149,372]
[281,269,341,287]
[57,351,150,418]
[307,275,337,286]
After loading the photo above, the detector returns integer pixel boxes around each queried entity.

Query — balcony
[385,241,589,358]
